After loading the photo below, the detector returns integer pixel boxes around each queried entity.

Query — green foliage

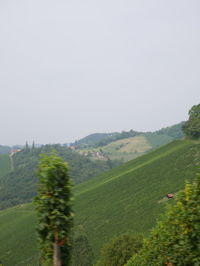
[94,131,141,147]
[96,234,143,266]
[0,204,39,266]
[34,153,73,265]
[71,226,94,266]
[74,123,183,149]
[183,104,200,139]
[144,133,173,149]
[75,123,184,163]
[73,140,200,259]
[74,133,118,147]
[155,122,184,139]
[0,144,119,210]
[1,140,200,265]
[127,175,200,266]
[0,154,11,178]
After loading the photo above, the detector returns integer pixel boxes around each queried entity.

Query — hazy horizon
[0,120,185,147]
[0,0,200,145]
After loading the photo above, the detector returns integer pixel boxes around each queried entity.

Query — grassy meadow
[0,140,200,265]
[77,135,153,162]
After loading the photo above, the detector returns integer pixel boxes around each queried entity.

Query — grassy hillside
[101,136,151,161]
[77,134,175,162]
[0,139,200,265]
[74,122,183,148]
[77,136,152,161]
[75,123,184,162]
[0,154,11,178]
[73,140,200,258]
[0,204,38,266]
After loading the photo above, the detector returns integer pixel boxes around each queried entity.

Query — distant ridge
[72,122,184,148]
[73,122,184,162]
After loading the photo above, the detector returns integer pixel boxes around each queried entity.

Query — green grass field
[0,204,39,266]
[77,135,153,162]
[0,154,11,178]
[102,136,151,161]
[0,140,200,265]
[74,140,200,258]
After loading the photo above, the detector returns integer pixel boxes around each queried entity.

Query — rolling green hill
[77,134,174,162]
[73,122,184,148]
[74,132,119,147]
[75,122,184,162]
[0,139,200,265]
[0,154,11,178]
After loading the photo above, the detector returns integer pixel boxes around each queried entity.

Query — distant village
[9,149,21,156]
[68,145,106,160]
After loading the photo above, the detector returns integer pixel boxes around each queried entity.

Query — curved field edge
[74,140,190,195]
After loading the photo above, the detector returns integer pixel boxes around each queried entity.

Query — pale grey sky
[0,0,199,145]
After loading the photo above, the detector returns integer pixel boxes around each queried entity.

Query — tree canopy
[127,174,200,266]
[34,153,73,266]
[96,234,143,266]
[182,104,200,139]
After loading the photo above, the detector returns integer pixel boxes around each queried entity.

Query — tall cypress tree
[34,153,73,266]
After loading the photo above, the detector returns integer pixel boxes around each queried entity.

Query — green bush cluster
[183,104,200,139]
[96,234,143,266]
[71,227,94,266]
[127,174,200,266]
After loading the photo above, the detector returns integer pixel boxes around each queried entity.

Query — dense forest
[0,144,120,210]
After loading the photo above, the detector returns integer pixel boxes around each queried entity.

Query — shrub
[127,174,200,266]
[96,234,143,266]
[182,104,200,139]
[71,227,94,266]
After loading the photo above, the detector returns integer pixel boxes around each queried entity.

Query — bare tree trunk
[53,241,62,266]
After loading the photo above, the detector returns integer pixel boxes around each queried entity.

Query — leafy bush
[96,234,143,266]
[127,174,200,266]
[71,227,94,266]
[183,104,200,139]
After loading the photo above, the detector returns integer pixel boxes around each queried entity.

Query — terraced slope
[0,140,200,265]
[74,140,200,257]
[0,154,11,178]
[0,204,38,266]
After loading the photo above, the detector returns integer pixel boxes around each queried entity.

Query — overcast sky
[0,0,200,145]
